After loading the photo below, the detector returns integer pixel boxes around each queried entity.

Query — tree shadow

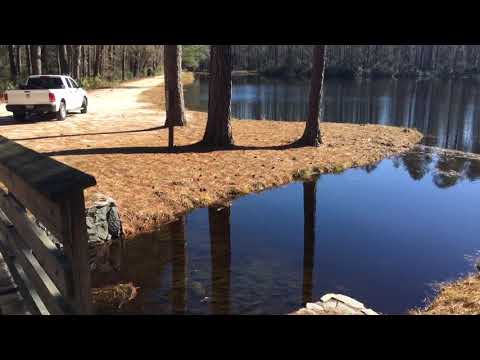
[42,141,306,157]
[11,125,168,142]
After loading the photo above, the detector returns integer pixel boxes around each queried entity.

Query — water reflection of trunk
[407,80,417,128]
[302,181,316,304]
[209,206,231,315]
[444,79,455,148]
[170,217,187,314]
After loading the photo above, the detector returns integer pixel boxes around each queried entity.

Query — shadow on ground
[42,141,305,157]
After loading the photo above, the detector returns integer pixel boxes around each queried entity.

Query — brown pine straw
[92,282,140,312]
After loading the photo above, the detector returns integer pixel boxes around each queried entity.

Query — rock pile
[291,294,378,315]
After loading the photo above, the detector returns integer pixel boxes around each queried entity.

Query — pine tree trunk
[41,45,48,73]
[59,45,69,75]
[202,45,234,147]
[112,45,116,79]
[30,45,42,75]
[94,45,104,77]
[72,45,81,80]
[8,45,18,81]
[164,45,186,128]
[81,45,87,78]
[15,46,22,77]
[300,45,326,146]
[25,45,32,76]
[122,46,126,81]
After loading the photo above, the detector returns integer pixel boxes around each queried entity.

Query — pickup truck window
[70,79,80,88]
[26,77,65,90]
[65,78,73,88]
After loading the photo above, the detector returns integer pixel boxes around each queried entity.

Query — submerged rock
[291,293,378,315]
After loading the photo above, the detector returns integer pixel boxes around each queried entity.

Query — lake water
[94,76,480,315]
[94,146,480,315]
[184,75,480,154]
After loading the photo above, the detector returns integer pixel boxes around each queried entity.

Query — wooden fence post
[61,191,92,314]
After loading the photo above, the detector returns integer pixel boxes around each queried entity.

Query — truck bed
[5,89,51,105]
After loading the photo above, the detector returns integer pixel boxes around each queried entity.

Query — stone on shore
[291,293,379,315]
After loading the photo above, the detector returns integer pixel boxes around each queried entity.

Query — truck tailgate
[6,90,50,105]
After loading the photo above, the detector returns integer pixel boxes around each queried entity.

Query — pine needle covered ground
[0,73,422,237]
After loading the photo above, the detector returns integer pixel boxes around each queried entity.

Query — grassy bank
[411,273,480,315]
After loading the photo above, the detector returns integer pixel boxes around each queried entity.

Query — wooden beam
[60,191,92,314]
[0,136,96,243]
[0,215,68,315]
[0,136,97,201]
[0,190,72,297]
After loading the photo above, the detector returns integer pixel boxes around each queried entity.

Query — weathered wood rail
[0,136,96,314]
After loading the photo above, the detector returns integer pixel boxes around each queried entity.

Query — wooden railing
[0,136,96,314]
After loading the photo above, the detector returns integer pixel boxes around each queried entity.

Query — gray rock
[85,194,124,272]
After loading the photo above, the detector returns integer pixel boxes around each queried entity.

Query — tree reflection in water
[302,180,317,305]
[170,217,187,314]
[208,206,231,315]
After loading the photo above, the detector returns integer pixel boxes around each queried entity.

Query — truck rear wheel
[80,97,88,114]
[56,101,67,121]
[13,112,26,121]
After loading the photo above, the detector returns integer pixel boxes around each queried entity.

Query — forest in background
[227,45,480,79]
[2,45,480,93]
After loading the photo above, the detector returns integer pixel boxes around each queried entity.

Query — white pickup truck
[3,75,88,121]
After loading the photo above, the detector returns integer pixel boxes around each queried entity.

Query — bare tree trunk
[25,45,32,76]
[87,45,92,77]
[67,45,73,74]
[30,45,42,75]
[164,45,186,130]
[202,45,234,147]
[94,45,104,77]
[122,46,126,81]
[15,45,22,77]
[72,45,81,80]
[81,45,87,78]
[8,45,18,82]
[112,45,116,79]
[41,45,48,73]
[58,45,69,75]
[300,45,326,146]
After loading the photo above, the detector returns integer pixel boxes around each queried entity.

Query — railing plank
[0,215,68,315]
[0,165,65,242]
[60,191,92,314]
[0,136,96,243]
[0,136,96,200]
[0,189,72,297]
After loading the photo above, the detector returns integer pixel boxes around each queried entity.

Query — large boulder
[86,194,124,272]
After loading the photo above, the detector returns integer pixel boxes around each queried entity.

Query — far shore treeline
[2,45,480,93]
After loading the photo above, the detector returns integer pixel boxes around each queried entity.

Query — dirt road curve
[0,76,168,141]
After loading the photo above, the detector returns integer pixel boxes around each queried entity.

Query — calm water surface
[95,147,480,315]
[184,75,480,154]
